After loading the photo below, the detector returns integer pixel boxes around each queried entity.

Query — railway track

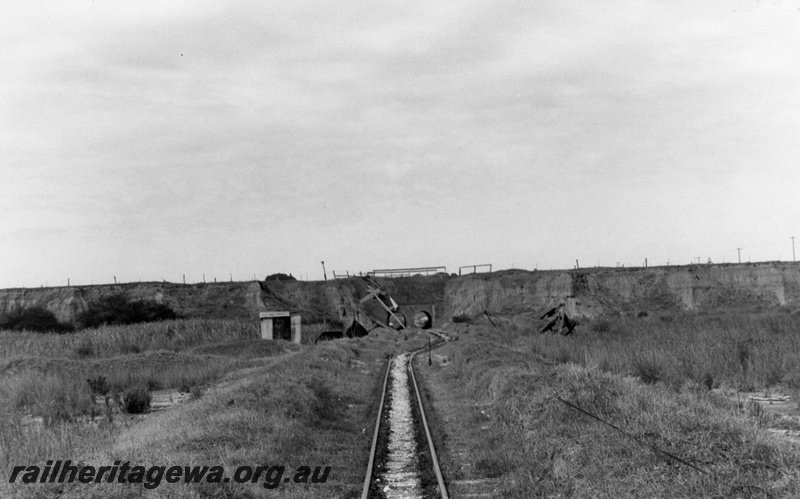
[362,330,450,499]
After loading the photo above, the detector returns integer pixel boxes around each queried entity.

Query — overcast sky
[1,1,799,288]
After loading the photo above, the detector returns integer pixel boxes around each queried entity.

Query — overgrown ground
[525,311,800,394]
[0,320,430,498]
[415,320,800,498]
[6,310,800,497]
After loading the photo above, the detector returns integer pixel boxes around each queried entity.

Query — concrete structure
[399,303,436,328]
[259,311,302,343]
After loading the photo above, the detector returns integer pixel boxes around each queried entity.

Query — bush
[122,385,152,414]
[452,314,473,324]
[78,293,177,328]
[265,273,297,281]
[591,320,611,333]
[87,376,109,396]
[73,340,95,358]
[632,354,663,384]
[2,307,73,333]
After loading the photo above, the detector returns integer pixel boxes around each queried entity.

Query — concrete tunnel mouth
[413,310,432,329]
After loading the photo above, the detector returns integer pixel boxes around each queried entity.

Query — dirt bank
[3,262,799,327]
[444,262,800,319]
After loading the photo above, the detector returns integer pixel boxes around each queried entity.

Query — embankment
[2,262,799,327]
[0,276,448,330]
[444,262,800,319]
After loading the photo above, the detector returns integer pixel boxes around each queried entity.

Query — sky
[1,1,799,288]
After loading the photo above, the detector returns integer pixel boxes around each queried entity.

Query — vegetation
[6,297,800,497]
[2,306,73,333]
[451,313,473,324]
[122,385,151,414]
[0,320,430,498]
[77,293,177,328]
[0,319,260,431]
[529,311,800,392]
[0,318,258,359]
[265,272,297,281]
[415,323,800,498]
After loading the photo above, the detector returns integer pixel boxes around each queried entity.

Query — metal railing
[458,264,492,275]
[368,266,447,278]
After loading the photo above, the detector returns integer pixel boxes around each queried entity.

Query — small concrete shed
[259,311,302,344]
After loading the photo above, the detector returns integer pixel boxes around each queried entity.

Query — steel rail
[408,346,450,499]
[360,353,397,499]
[361,331,450,499]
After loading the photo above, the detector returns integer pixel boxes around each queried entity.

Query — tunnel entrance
[412,310,432,329]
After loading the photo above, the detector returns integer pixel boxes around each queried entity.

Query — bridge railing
[368,267,447,278]
[458,264,492,275]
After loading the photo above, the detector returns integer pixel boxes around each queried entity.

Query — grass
[0,318,282,494]
[9,306,797,497]
[1,320,426,498]
[0,318,259,359]
[415,323,800,498]
[528,311,800,392]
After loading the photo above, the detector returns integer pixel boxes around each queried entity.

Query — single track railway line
[362,330,450,499]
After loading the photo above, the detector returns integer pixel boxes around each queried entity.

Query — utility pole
[791,236,796,262]
[737,248,741,264]
[321,261,327,281]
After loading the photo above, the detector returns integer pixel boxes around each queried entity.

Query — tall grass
[0,318,318,498]
[0,318,259,359]
[529,311,800,391]
[427,325,800,498]
[2,328,415,498]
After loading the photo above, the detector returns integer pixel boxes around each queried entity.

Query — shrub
[86,376,109,396]
[554,345,573,364]
[632,355,663,384]
[452,314,473,324]
[591,320,611,333]
[78,293,177,328]
[3,307,73,333]
[701,372,714,390]
[74,340,94,358]
[265,273,297,281]
[122,385,152,414]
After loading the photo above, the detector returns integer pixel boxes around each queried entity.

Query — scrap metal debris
[539,303,577,335]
